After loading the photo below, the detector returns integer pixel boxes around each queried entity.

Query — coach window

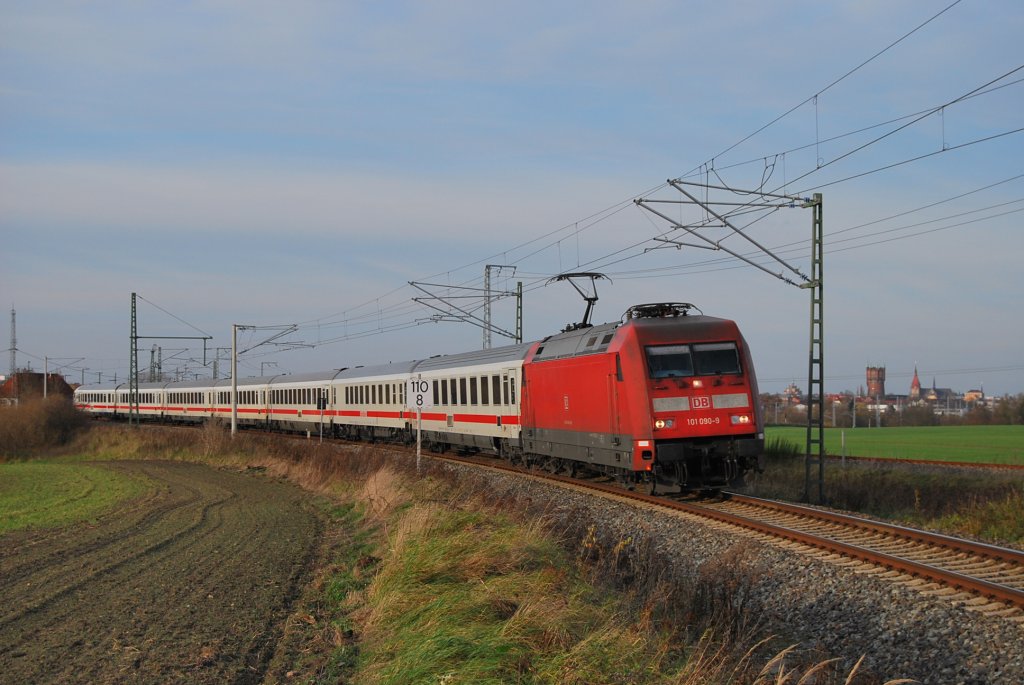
[510,376,517,405]
[470,377,478,406]
[492,376,500,406]
[480,376,489,405]
[440,378,449,405]
[447,378,455,405]
[459,378,468,406]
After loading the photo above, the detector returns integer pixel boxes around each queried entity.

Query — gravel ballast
[441,461,1024,685]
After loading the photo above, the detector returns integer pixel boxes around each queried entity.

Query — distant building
[866,366,885,398]
[964,388,985,403]
[0,372,74,405]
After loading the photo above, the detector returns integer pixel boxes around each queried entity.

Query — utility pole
[9,307,15,376]
[802,193,825,504]
[515,281,523,344]
[483,265,516,349]
[130,292,212,425]
[231,324,238,437]
[130,293,139,425]
[227,323,299,438]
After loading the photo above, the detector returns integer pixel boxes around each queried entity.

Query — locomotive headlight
[730,414,751,425]
[692,379,704,388]
[654,418,674,429]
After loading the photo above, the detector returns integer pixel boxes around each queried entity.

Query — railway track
[441,452,1024,617]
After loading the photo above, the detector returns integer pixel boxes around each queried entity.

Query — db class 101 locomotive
[75,302,764,490]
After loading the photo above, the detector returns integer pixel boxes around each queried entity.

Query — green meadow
[766,425,1024,466]
[0,461,150,533]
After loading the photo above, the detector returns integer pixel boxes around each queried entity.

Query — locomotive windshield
[645,342,741,378]
[646,345,693,378]
[692,342,741,375]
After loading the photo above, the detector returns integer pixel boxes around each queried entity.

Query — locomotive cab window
[692,342,741,376]
[646,342,741,378]
[645,345,694,378]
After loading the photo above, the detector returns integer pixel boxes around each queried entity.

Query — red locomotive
[520,302,763,490]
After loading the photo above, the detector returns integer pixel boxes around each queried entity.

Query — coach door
[502,369,518,429]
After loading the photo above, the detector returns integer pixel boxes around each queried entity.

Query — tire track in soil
[0,460,323,685]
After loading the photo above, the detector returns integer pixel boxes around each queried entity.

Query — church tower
[910,365,921,401]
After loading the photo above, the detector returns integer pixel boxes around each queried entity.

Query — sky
[2,0,1023,397]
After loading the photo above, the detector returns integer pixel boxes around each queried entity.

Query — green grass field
[766,425,1024,465]
[0,461,151,534]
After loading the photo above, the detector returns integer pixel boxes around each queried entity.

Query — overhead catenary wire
[91,1,1018,379]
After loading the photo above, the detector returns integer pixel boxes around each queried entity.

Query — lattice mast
[9,307,15,376]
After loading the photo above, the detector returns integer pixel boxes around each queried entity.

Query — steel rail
[446,455,1024,609]
[724,493,1024,566]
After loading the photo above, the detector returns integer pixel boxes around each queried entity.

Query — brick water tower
[866,366,885,398]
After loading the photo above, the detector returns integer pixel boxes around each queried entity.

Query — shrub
[0,398,88,459]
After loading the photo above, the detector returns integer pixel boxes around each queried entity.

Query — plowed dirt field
[0,460,322,684]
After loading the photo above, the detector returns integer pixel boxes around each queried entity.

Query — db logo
[692,396,712,410]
